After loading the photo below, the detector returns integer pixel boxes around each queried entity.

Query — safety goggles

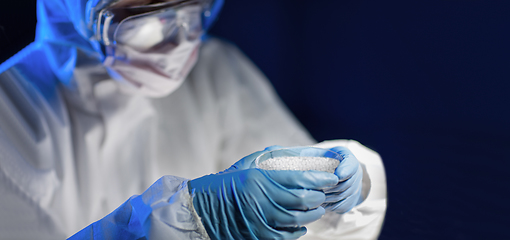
[94,0,214,49]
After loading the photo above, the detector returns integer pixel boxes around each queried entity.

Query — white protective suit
[0,1,386,239]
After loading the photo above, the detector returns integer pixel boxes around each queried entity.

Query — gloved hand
[322,146,364,214]
[230,145,364,214]
[188,151,339,239]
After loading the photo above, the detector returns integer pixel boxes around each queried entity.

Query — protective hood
[1,0,223,88]
[33,0,99,86]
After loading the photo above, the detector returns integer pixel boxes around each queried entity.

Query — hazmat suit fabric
[0,0,387,239]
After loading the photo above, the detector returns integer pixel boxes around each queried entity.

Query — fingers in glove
[268,188,326,211]
[330,147,361,182]
[264,226,307,240]
[323,191,362,214]
[268,206,326,228]
[324,168,363,203]
[264,145,285,151]
[324,164,363,194]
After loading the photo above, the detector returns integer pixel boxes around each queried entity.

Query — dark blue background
[208,2,510,239]
[2,1,510,239]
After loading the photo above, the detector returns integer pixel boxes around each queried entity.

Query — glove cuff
[187,181,211,240]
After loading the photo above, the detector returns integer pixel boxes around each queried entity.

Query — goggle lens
[96,0,210,48]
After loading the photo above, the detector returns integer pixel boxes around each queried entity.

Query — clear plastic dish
[254,147,342,173]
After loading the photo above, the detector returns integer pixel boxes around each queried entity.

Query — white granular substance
[258,157,339,173]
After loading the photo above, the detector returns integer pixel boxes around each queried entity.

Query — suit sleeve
[69,176,210,240]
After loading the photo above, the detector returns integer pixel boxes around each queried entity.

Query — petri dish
[254,147,343,173]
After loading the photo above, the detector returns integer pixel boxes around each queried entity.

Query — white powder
[258,157,339,173]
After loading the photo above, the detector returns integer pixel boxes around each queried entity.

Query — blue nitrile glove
[188,160,338,239]
[322,146,364,214]
[230,145,364,214]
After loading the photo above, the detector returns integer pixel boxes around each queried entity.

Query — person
[0,0,387,239]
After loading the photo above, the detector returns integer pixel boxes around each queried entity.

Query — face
[97,0,205,97]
